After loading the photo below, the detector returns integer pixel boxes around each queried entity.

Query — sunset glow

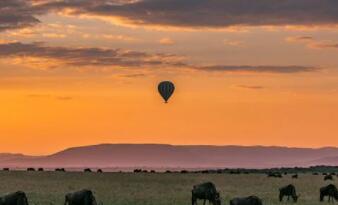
[1,0,338,155]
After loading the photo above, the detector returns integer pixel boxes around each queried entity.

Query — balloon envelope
[158,81,175,103]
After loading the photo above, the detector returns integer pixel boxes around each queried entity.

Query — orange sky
[0,0,338,155]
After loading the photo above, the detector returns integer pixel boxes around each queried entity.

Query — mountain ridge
[2,144,338,169]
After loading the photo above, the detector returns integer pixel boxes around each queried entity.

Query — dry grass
[0,171,335,205]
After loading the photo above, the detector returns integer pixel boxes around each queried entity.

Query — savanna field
[0,171,335,205]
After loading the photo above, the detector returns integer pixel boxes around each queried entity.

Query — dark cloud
[194,65,318,73]
[3,0,338,32]
[0,42,319,74]
[0,0,40,31]
[39,0,338,28]
[0,42,183,68]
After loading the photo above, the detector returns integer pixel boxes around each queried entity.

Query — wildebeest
[64,189,97,205]
[313,173,319,175]
[279,184,299,202]
[292,174,298,179]
[181,170,189,174]
[26,168,35,172]
[320,184,338,202]
[84,168,92,173]
[97,169,103,173]
[229,170,241,174]
[192,182,221,205]
[2,168,9,171]
[324,175,333,181]
[133,169,142,173]
[150,170,156,173]
[55,168,66,172]
[38,168,44,171]
[267,172,282,178]
[230,196,262,205]
[0,191,29,205]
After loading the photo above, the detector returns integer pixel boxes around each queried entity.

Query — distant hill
[2,144,338,169]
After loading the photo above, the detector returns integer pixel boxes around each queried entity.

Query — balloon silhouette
[158,81,175,103]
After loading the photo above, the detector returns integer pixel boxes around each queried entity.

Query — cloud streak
[0,42,183,69]
[37,0,338,29]
[0,0,40,31]
[3,0,338,32]
[194,65,318,73]
[286,36,338,49]
[0,42,319,74]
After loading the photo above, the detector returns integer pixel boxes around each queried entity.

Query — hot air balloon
[158,81,175,103]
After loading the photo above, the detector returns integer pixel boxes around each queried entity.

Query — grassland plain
[0,171,335,205]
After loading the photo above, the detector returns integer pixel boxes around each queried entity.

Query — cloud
[308,42,338,49]
[286,36,314,43]
[3,0,338,32]
[286,36,338,49]
[119,73,146,78]
[159,38,175,45]
[193,65,318,73]
[0,0,40,32]
[36,0,338,29]
[42,33,67,39]
[56,96,73,100]
[0,42,184,69]
[0,42,319,74]
[26,94,50,98]
[27,94,73,100]
[101,34,139,42]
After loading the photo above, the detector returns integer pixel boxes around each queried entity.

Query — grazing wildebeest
[324,175,333,181]
[26,168,35,172]
[279,184,299,202]
[292,174,298,179]
[181,170,188,174]
[84,168,92,173]
[2,168,9,171]
[133,169,142,173]
[38,168,44,171]
[192,182,221,205]
[65,190,97,205]
[165,170,172,173]
[150,170,156,173]
[320,184,338,202]
[230,170,241,174]
[55,168,66,172]
[230,196,262,205]
[0,191,29,205]
[97,169,103,173]
[267,172,282,178]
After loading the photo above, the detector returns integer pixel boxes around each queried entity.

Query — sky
[0,0,338,155]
